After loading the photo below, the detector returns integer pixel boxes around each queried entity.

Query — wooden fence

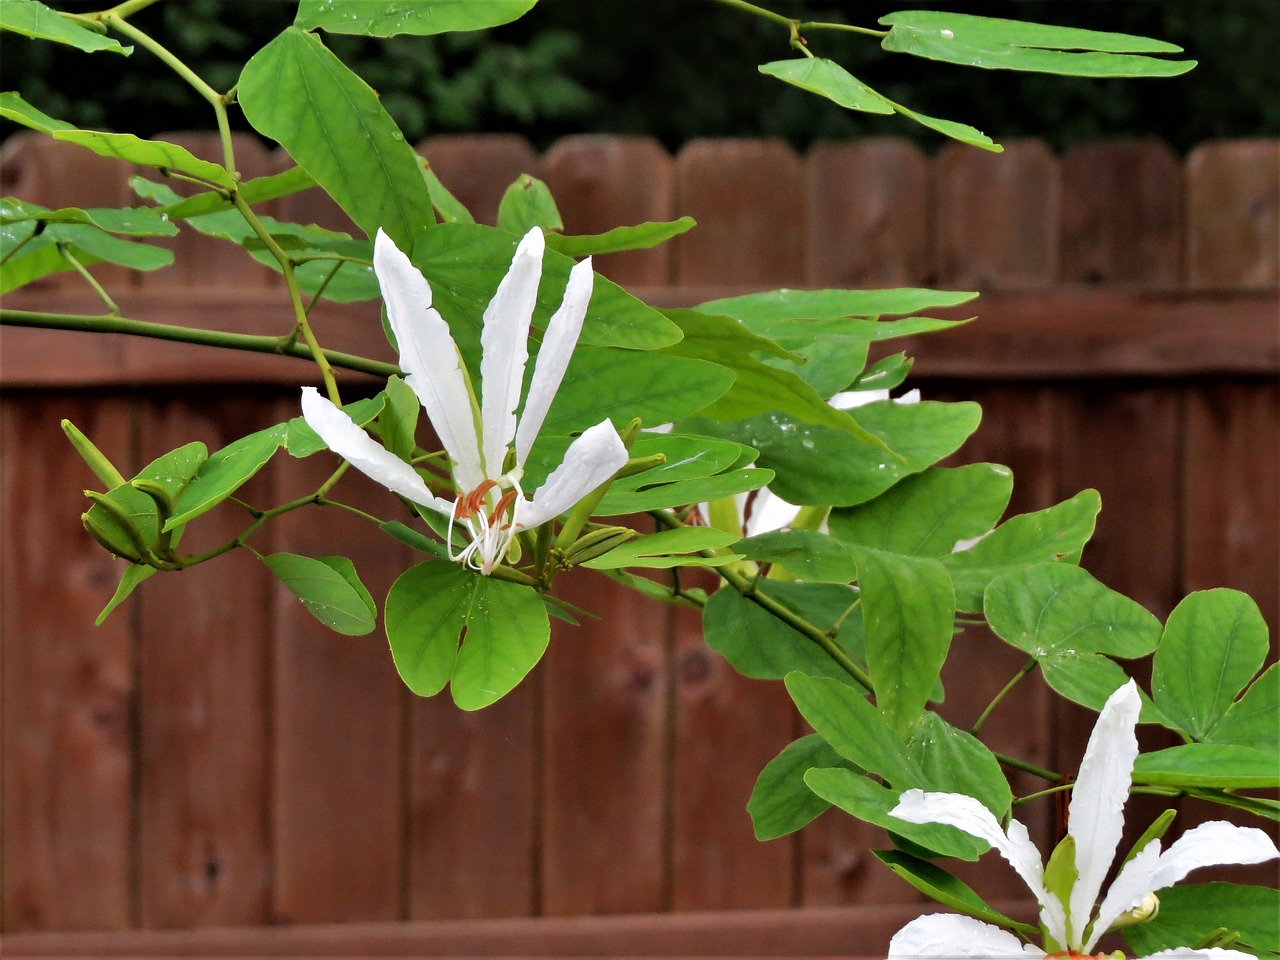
[1,133,1277,950]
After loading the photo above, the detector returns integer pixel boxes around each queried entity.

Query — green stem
[708,0,793,29]
[799,20,889,39]
[57,244,120,314]
[101,0,166,18]
[971,658,1038,736]
[1,309,399,379]
[1013,782,1074,807]
[0,230,37,266]
[995,752,1060,783]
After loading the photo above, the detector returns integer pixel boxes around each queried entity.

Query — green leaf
[736,530,859,583]
[546,217,696,258]
[1124,883,1279,957]
[873,850,1037,936]
[881,11,1194,78]
[592,433,753,513]
[1134,743,1280,789]
[159,165,317,220]
[1207,664,1279,753]
[891,102,1003,153]
[295,0,538,36]
[744,314,973,345]
[1041,652,1168,721]
[96,563,158,625]
[852,547,954,739]
[0,0,131,54]
[377,375,419,462]
[384,561,473,696]
[905,713,1011,817]
[421,166,474,224]
[237,27,435,249]
[758,58,894,113]
[413,222,681,352]
[850,352,913,393]
[705,583,865,686]
[1,198,177,236]
[164,424,288,530]
[699,287,977,324]
[496,175,562,234]
[830,463,1013,558]
[379,519,447,559]
[581,527,739,570]
[596,467,771,515]
[450,574,549,710]
[0,220,174,291]
[942,489,1101,613]
[0,91,233,186]
[749,735,858,840]
[785,672,916,784]
[286,395,386,457]
[264,553,376,636]
[83,442,207,559]
[1152,589,1271,741]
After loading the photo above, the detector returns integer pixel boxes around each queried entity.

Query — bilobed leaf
[295,0,538,36]
[0,91,234,186]
[1132,744,1280,789]
[164,424,288,530]
[758,58,894,113]
[581,527,739,570]
[881,11,1194,78]
[1123,883,1280,957]
[749,735,859,840]
[0,0,131,54]
[1152,589,1271,741]
[384,561,473,695]
[264,552,376,635]
[1040,651,1169,722]
[237,28,435,249]
[874,850,1037,936]
[546,217,695,257]
[829,463,1013,558]
[892,102,1002,152]
[496,174,562,234]
[852,546,955,739]
[451,575,549,710]
[1207,664,1279,753]
[699,287,977,323]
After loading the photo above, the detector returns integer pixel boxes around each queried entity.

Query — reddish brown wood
[1,394,134,931]
[1186,140,1280,286]
[672,139,806,286]
[420,134,540,228]
[1059,140,1183,284]
[542,135,675,285]
[135,397,275,928]
[805,139,930,287]
[540,569,670,915]
[268,397,409,923]
[932,139,1060,288]
[670,598,797,911]
[407,678,538,920]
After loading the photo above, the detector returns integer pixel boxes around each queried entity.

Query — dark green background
[3,0,1277,151]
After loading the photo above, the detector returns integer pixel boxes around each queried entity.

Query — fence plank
[135,398,274,928]
[269,397,408,923]
[932,139,1060,288]
[805,139,930,287]
[1186,140,1280,286]
[1,394,134,931]
[542,136,674,285]
[672,139,805,286]
[420,134,539,228]
[1059,140,1183,284]
[541,570,670,915]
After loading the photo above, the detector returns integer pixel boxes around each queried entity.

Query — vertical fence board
[542,136,674,286]
[1059,141,1183,284]
[135,397,273,928]
[1186,140,1280,287]
[269,398,408,923]
[1,395,134,931]
[420,135,539,228]
[672,139,805,287]
[407,680,537,920]
[932,140,1060,288]
[541,570,670,915]
[805,139,930,287]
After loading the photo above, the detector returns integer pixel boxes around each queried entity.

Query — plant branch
[56,244,120,314]
[971,658,1038,735]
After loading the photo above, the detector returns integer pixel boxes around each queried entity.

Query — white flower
[888,680,1278,958]
[303,227,627,575]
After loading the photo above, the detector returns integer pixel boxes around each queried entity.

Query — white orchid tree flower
[302,227,627,575]
[887,679,1278,959]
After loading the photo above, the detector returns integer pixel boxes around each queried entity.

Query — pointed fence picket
[1,133,1276,949]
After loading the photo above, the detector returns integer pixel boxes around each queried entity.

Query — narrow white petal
[1067,679,1141,943]
[1145,949,1264,960]
[830,388,890,409]
[1088,839,1164,951]
[892,790,1067,946]
[1147,820,1279,892]
[515,255,593,465]
[301,388,451,516]
[373,230,484,491]
[480,228,543,478]
[744,487,801,536]
[519,419,627,529]
[888,913,1042,959]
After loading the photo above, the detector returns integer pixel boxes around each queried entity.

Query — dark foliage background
[3,0,1278,151]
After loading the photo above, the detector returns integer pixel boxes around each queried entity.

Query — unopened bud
[1107,891,1159,931]
[62,419,127,489]
[565,525,637,563]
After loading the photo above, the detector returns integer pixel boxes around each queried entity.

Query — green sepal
[1042,834,1078,950]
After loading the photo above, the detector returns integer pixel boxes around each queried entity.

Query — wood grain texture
[1186,140,1280,286]
[1,395,134,931]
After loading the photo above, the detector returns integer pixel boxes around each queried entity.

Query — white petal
[830,388,890,409]
[892,790,1067,947]
[1088,839,1164,951]
[480,228,543,478]
[744,487,801,536]
[888,913,1042,959]
[1145,949,1265,960]
[373,230,484,492]
[301,387,451,516]
[520,419,627,529]
[515,255,593,466]
[1147,820,1279,890]
[1067,679,1141,943]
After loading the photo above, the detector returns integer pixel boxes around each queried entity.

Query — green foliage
[263,552,377,636]
[1123,883,1280,957]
